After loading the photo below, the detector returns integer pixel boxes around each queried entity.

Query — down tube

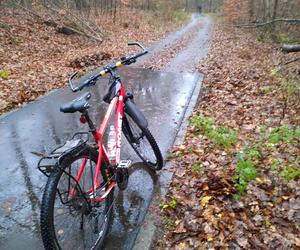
[93,97,118,190]
[115,87,125,165]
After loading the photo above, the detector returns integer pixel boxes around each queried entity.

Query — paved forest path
[0,14,212,250]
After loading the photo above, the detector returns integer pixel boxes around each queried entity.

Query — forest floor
[0,7,190,114]
[156,23,300,249]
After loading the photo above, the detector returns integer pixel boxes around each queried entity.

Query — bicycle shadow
[103,162,158,250]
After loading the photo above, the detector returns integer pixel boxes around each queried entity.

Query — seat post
[81,111,96,132]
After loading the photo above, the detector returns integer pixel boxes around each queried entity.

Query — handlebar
[69,42,148,92]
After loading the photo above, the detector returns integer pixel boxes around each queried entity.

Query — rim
[52,156,109,250]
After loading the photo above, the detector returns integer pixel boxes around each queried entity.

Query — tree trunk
[265,0,271,21]
[113,0,117,24]
[262,0,267,21]
[249,0,254,22]
[209,0,213,12]
[271,0,279,30]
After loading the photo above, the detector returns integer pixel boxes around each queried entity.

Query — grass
[234,160,257,194]
[280,166,300,181]
[9,37,21,46]
[146,9,191,31]
[258,30,300,44]
[268,125,299,145]
[164,215,175,230]
[272,32,300,44]
[191,163,204,174]
[190,113,238,149]
[0,20,10,30]
[172,10,192,26]
[260,85,272,94]
[236,146,262,162]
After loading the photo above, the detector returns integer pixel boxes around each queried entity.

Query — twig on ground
[283,57,300,65]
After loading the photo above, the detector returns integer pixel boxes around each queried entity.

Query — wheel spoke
[41,148,113,250]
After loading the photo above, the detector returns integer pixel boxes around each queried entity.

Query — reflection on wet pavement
[103,163,158,250]
[0,67,200,250]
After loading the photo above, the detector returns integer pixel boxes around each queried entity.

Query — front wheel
[40,146,113,250]
[122,114,163,170]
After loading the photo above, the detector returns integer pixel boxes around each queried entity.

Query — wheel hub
[70,193,91,215]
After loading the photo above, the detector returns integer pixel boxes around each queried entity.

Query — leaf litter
[0,8,188,114]
[156,23,300,249]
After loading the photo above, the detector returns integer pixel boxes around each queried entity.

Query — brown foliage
[157,24,300,249]
[0,7,184,113]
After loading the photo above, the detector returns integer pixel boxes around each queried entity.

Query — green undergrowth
[172,10,192,26]
[280,165,300,181]
[191,163,204,174]
[234,160,257,194]
[0,20,10,30]
[190,113,238,150]
[190,113,299,197]
[258,30,300,44]
[270,67,300,95]
[163,215,175,230]
[234,124,300,197]
[268,125,300,144]
[146,9,191,30]
[0,69,9,80]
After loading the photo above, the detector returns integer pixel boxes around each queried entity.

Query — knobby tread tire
[140,127,163,170]
[40,146,113,250]
[123,115,163,171]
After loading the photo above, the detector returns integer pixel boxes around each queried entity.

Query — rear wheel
[40,146,113,250]
[122,114,163,170]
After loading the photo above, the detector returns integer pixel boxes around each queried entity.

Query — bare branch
[234,19,300,28]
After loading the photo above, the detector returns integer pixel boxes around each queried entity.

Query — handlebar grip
[76,79,90,92]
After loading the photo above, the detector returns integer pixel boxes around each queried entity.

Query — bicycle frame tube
[78,80,126,203]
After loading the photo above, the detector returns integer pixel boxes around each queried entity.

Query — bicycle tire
[40,145,113,250]
[122,114,163,170]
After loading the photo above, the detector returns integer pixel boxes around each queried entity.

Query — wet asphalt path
[0,14,211,250]
[0,68,200,250]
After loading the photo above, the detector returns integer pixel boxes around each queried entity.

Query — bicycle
[37,42,163,250]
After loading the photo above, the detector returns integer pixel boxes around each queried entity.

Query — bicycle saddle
[60,92,91,113]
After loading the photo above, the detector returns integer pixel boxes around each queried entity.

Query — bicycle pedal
[118,160,132,168]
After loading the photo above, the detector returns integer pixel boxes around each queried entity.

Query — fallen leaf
[201,196,212,207]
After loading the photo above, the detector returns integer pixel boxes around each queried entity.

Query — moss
[0,20,10,30]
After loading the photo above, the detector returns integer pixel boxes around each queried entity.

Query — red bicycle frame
[66,42,148,204]
[71,80,126,203]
